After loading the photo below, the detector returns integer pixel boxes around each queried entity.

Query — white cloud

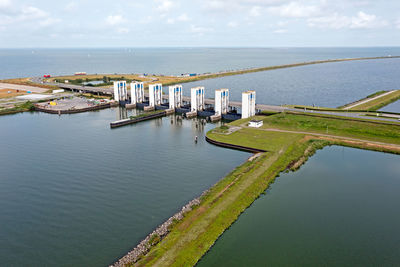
[65,2,77,12]
[177,13,189,22]
[227,21,238,27]
[268,2,320,18]
[190,24,213,35]
[166,13,190,24]
[21,6,48,20]
[350,11,388,29]
[106,15,125,26]
[156,0,174,13]
[117,27,130,34]
[0,0,10,9]
[39,17,61,27]
[140,16,153,24]
[202,0,283,14]
[308,11,388,29]
[273,28,287,33]
[396,18,400,29]
[249,6,261,17]
[0,5,60,28]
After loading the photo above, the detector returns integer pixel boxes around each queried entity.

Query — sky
[0,0,400,47]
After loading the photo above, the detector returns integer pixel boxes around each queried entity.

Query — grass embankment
[254,113,400,145]
[133,135,320,267]
[339,90,400,111]
[0,101,35,115]
[290,90,400,113]
[78,93,112,100]
[127,112,400,267]
[351,90,400,111]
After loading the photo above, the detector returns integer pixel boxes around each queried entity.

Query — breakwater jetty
[110,110,172,128]
[110,193,205,267]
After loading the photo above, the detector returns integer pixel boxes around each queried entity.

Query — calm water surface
[182,58,400,107]
[0,109,249,266]
[198,146,400,266]
[1,47,400,79]
[380,100,400,113]
[1,48,400,107]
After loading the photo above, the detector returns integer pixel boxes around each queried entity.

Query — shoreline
[41,56,400,89]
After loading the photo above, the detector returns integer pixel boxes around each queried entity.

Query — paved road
[31,77,400,123]
[0,82,48,93]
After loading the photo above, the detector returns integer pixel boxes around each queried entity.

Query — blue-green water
[1,47,399,79]
[1,48,400,266]
[380,100,400,113]
[182,58,400,107]
[1,48,400,107]
[198,146,400,266]
[0,109,248,266]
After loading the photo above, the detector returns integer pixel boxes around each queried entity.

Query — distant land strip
[38,55,400,89]
[178,55,400,84]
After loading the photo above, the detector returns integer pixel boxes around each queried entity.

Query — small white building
[113,81,127,102]
[169,85,183,109]
[149,83,162,107]
[242,90,256,119]
[191,87,205,112]
[131,82,144,104]
[249,120,263,128]
[215,88,229,115]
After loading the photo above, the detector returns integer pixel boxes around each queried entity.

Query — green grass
[338,90,387,109]
[351,90,400,111]
[134,136,324,267]
[125,110,400,267]
[208,127,302,152]
[0,101,35,116]
[255,113,400,145]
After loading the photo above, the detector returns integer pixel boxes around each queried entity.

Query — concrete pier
[165,108,175,115]
[186,111,197,118]
[125,103,136,109]
[210,114,221,122]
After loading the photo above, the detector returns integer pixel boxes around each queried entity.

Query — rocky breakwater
[110,193,207,267]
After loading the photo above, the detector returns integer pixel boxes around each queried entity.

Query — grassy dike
[349,90,400,111]
[46,56,399,90]
[125,113,400,267]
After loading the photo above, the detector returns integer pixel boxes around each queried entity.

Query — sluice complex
[112,80,256,122]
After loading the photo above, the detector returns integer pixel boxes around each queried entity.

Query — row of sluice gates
[113,81,256,119]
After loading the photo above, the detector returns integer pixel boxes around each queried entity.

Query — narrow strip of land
[113,112,400,267]
[343,90,398,110]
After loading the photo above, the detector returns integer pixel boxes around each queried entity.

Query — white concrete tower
[215,88,229,115]
[130,82,144,104]
[113,81,127,102]
[191,87,205,112]
[241,90,256,119]
[149,83,162,107]
[169,85,183,109]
